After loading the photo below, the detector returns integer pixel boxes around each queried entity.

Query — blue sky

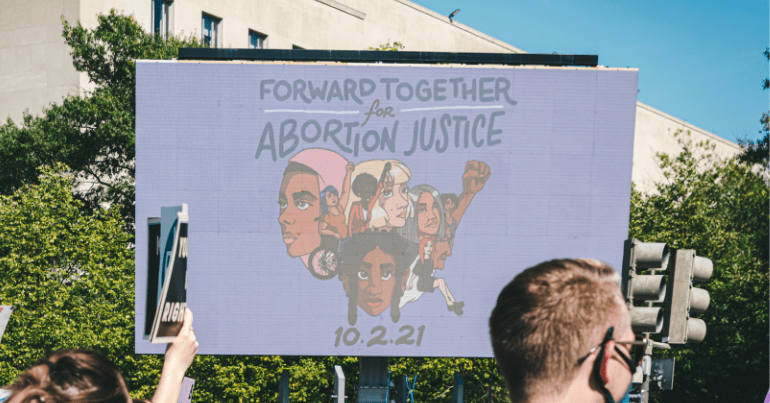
[411,0,769,144]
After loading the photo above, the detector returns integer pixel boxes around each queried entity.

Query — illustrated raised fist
[345,162,355,174]
[462,161,491,194]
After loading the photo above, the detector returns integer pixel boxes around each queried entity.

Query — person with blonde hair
[344,159,412,232]
[4,309,198,403]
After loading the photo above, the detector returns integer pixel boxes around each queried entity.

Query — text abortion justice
[255,77,517,161]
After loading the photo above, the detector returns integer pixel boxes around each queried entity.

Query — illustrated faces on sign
[433,237,452,269]
[357,159,411,231]
[324,191,339,208]
[358,187,376,204]
[278,170,321,258]
[354,246,400,316]
[379,178,409,229]
[417,191,441,237]
[444,197,455,213]
[423,240,433,259]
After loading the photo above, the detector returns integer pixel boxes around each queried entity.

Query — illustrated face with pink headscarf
[278,149,348,265]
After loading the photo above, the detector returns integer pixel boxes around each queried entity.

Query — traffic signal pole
[621,239,712,402]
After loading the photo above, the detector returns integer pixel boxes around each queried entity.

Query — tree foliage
[0,11,200,224]
[737,47,769,166]
[630,133,769,402]
[369,41,406,51]
[0,165,161,394]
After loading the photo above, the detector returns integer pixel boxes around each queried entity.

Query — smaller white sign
[178,377,195,403]
[0,306,13,343]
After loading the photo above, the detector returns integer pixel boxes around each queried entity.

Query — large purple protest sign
[135,61,638,356]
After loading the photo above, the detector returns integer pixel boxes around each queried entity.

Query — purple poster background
[135,61,638,356]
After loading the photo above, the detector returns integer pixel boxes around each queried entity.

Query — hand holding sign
[462,160,491,195]
[153,308,198,403]
[165,308,198,374]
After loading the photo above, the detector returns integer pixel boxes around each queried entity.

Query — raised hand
[164,308,198,374]
[462,161,491,195]
[153,308,199,403]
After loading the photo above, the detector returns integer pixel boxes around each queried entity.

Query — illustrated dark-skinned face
[357,188,376,203]
[342,246,410,317]
[417,192,440,236]
[278,172,321,257]
[444,198,455,212]
[356,247,397,316]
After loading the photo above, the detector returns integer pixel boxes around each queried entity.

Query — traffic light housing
[662,249,712,344]
[621,239,669,334]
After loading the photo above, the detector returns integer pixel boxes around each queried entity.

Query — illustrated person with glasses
[489,259,645,403]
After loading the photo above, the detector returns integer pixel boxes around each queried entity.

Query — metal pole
[333,365,346,403]
[639,267,656,403]
[640,339,653,403]
[278,369,290,403]
[451,372,464,403]
[358,357,389,403]
[396,375,408,403]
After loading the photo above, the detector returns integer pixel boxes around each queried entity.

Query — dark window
[249,30,267,49]
[202,13,221,48]
[152,0,171,38]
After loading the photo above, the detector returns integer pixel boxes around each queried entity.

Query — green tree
[0,165,163,395]
[737,47,769,166]
[629,133,769,402]
[0,11,200,224]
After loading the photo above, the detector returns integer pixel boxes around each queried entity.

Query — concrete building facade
[0,0,740,193]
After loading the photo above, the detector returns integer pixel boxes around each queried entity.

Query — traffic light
[662,249,712,344]
[621,239,669,334]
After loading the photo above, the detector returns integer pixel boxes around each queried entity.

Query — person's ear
[401,268,410,292]
[600,340,615,385]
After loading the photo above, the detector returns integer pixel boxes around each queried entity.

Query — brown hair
[6,349,147,403]
[489,259,623,402]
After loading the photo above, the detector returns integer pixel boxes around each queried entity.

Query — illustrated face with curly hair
[340,231,412,324]
[354,246,398,316]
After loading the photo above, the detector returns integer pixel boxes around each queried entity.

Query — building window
[202,13,221,48]
[249,30,267,49]
[152,0,172,39]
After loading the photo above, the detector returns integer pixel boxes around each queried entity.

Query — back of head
[489,259,622,402]
[6,349,134,403]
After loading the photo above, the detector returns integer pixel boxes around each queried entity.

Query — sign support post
[278,369,290,403]
[358,357,389,403]
[333,365,346,403]
[452,372,464,403]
